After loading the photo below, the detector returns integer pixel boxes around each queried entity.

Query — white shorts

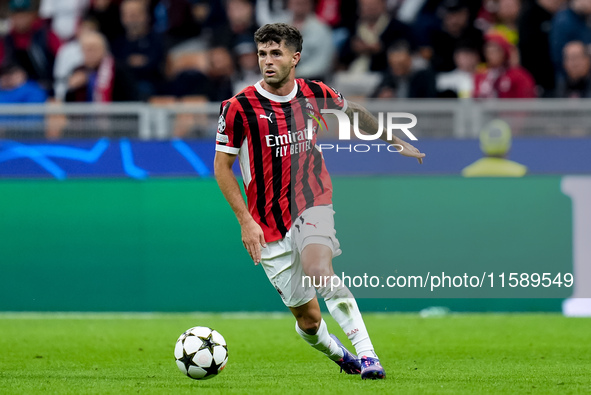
[260,205,341,308]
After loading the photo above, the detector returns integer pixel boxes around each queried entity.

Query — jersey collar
[254,80,298,102]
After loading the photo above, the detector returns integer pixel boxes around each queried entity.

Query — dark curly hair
[254,23,303,53]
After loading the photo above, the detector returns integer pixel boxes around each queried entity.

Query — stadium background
[0,0,590,315]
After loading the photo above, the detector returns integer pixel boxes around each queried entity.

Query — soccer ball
[174,326,228,380]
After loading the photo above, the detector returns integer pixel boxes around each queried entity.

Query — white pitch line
[0,311,291,320]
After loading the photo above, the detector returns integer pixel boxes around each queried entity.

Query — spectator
[53,17,99,101]
[437,41,481,98]
[426,0,484,73]
[162,46,233,101]
[491,0,521,45]
[255,0,291,26]
[370,40,437,98]
[315,0,357,32]
[462,119,527,177]
[206,46,234,101]
[339,0,412,73]
[475,0,498,32]
[388,0,429,24]
[39,0,90,42]
[65,31,138,102]
[210,0,258,50]
[232,40,260,94]
[161,59,210,98]
[0,63,47,137]
[315,0,357,53]
[0,0,61,92]
[518,0,566,97]
[550,0,591,75]
[412,0,480,51]
[158,46,233,138]
[288,0,335,80]
[112,0,164,100]
[191,0,226,30]
[473,32,536,98]
[555,41,591,98]
[151,0,202,49]
[0,63,47,103]
[86,0,125,45]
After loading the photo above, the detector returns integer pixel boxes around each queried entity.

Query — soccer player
[214,23,425,380]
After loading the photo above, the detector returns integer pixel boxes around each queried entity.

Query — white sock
[295,319,344,361]
[320,282,378,359]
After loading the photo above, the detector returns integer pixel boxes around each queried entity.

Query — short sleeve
[215,99,245,155]
[320,82,348,112]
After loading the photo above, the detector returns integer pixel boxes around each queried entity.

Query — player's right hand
[241,219,267,265]
[396,139,425,164]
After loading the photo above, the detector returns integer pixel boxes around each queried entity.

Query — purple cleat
[360,356,386,379]
[330,334,361,374]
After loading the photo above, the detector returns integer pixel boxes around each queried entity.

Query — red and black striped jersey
[215,78,348,243]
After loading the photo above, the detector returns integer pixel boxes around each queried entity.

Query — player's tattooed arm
[344,100,382,139]
[344,101,425,164]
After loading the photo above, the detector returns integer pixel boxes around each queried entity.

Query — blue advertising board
[1,138,590,179]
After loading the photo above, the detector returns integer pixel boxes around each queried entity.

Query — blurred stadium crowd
[1,0,591,107]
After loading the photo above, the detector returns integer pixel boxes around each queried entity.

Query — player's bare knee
[304,267,334,284]
[301,245,334,278]
[292,303,322,334]
[297,316,321,334]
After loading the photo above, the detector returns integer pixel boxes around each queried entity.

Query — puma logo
[259,113,274,123]
[305,222,318,228]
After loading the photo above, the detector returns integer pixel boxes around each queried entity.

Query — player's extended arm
[213,151,267,264]
[345,101,425,164]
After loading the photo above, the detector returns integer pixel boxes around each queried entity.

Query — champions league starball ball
[174,326,228,380]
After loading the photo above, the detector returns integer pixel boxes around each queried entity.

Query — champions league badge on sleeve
[217,114,226,133]
[216,115,229,143]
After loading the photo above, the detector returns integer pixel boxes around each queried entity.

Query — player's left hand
[395,140,425,164]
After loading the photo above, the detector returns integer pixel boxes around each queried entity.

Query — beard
[262,66,291,87]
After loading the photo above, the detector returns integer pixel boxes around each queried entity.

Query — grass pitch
[0,313,589,394]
